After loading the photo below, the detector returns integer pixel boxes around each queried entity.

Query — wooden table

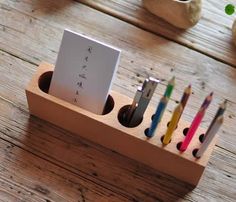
[0,0,235,201]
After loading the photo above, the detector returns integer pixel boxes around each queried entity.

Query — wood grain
[0,0,235,201]
[0,58,235,201]
[77,0,236,67]
[0,30,236,201]
[0,127,131,202]
[0,0,236,153]
[26,63,217,186]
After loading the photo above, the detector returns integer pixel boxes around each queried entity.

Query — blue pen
[147,96,168,137]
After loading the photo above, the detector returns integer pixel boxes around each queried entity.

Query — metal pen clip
[142,77,159,99]
[125,86,143,123]
[129,77,159,127]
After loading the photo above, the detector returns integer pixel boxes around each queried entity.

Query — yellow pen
[163,104,183,145]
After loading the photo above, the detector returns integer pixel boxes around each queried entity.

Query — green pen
[164,76,175,98]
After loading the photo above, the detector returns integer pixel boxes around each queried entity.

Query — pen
[125,86,143,123]
[129,77,159,127]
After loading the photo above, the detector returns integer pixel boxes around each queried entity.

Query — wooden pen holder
[26,62,217,186]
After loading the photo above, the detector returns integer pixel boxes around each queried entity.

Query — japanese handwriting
[73,45,93,102]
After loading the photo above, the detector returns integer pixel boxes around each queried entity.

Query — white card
[49,29,121,114]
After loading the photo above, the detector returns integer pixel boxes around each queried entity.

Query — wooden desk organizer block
[25,62,217,186]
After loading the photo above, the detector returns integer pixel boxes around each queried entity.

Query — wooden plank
[0,0,236,153]
[0,133,131,202]
[0,79,236,202]
[0,53,196,201]
[77,0,236,67]
[0,39,235,201]
[0,1,235,200]
[0,177,44,202]
[26,63,216,186]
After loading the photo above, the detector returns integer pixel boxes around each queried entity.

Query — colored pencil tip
[161,96,169,102]
[184,84,192,95]
[168,76,175,85]
[217,115,224,122]
[221,99,227,108]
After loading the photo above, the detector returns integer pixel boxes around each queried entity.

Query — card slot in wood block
[25,62,218,186]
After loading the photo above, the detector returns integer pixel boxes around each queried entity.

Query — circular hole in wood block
[38,71,53,93]
[161,135,171,144]
[117,105,143,128]
[176,142,183,151]
[38,71,114,115]
[144,128,151,138]
[192,148,200,158]
[144,128,149,137]
[167,121,178,129]
[183,127,189,136]
[102,95,115,115]
[151,114,155,121]
[199,134,205,143]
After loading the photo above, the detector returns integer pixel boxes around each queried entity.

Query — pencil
[203,100,227,141]
[163,104,183,145]
[164,76,175,98]
[180,92,213,151]
[196,116,223,158]
[201,92,213,109]
[147,96,168,137]
[176,84,191,123]
[180,108,205,151]
[180,84,191,109]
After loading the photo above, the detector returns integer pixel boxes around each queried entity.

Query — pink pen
[180,108,205,151]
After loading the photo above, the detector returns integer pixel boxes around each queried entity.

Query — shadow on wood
[31,0,74,14]
[10,111,196,201]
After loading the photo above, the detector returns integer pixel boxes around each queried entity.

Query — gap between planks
[0,87,235,157]
[76,0,236,68]
[0,97,235,201]
[1,0,236,155]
